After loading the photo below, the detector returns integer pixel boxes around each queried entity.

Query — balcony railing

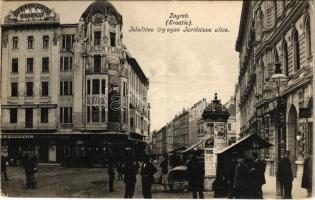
[1,122,58,130]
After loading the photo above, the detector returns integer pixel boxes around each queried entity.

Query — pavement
[0,166,310,199]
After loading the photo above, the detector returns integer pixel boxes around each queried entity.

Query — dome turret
[81,0,122,24]
[202,93,230,122]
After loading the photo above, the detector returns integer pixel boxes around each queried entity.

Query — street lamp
[268,61,288,196]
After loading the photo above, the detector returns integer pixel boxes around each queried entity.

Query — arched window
[274,49,279,74]
[260,10,264,32]
[273,0,277,24]
[283,40,289,76]
[305,16,312,57]
[293,29,300,71]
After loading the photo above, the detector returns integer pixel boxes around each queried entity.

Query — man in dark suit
[302,154,312,197]
[223,152,238,198]
[1,155,9,181]
[122,158,138,198]
[277,151,293,199]
[249,152,266,199]
[140,156,157,198]
[187,154,205,199]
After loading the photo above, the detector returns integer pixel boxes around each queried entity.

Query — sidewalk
[263,173,308,199]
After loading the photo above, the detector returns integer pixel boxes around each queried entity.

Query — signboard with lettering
[204,148,215,176]
[8,3,56,22]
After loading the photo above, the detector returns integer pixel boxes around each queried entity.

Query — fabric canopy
[181,134,211,154]
[217,134,273,155]
[168,146,186,154]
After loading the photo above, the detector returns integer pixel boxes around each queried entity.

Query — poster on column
[214,122,227,153]
[204,138,215,176]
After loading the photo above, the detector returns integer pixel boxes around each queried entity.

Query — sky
[1,1,243,131]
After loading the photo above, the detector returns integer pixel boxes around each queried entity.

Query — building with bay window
[235,0,313,180]
[1,1,150,165]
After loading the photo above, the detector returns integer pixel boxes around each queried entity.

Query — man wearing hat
[277,151,293,199]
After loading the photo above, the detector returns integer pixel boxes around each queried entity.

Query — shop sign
[12,3,55,21]
[0,134,33,139]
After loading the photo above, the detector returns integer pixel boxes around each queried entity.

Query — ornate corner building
[1,1,150,166]
[235,1,313,177]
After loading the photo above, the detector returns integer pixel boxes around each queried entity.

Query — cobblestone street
[1,166,310,199]
[1,166,213,198]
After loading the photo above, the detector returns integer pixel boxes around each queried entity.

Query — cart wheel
[169,183,174,191]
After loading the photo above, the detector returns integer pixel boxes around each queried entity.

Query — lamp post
[268,62,288,196]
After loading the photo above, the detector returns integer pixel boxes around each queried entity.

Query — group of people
[1,153,38,188]
[107,155,157,198]
[222,151,266,199]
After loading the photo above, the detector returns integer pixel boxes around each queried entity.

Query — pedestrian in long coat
[140,156,157,199]
[108,162,115,192]
[122,158,138,198]
[234,154,249,199]
[302,154,312,197]
[277,151,293,199]
[248,152,266,199]
[187,154,205,199]
[24,153,37,188]
[223,152,237,198]
[1,155,9,181]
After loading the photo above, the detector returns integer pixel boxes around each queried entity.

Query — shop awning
[182,134,211,154]
[168,146,186,154]
[217,134,273,155]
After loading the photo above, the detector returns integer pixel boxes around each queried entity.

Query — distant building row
[151,96,236,155]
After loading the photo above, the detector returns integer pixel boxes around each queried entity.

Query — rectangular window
[62,34,74,51]
[66,35,72,51]
[60,107,73,123]
[60,82,63,95]
[101,79,106,94]
[42,82,49,96]
[87,106,91,123]
[10,108,18,123]
[228,123,232,131]
[92,106,100,122]
[130,118,134,127]
[60,57,63,71]
[25,108,33,128]
[26,58,33,73]
[110,32,116,47]
[60,81,72,95]
[69,57,73,70]
[42,57,49,72]
[64,57,69,71]
[12,58,18,73]
[62,35,66,49]
[101,109,105,122]
[94,55,101,72]
[27,36,34,49]
[12,37,18,49]
[87,80,91,94]
[43,35,49,49]
[92,79,100,94]
[26,82,33,96]
[41,108,49,123]
[60,108,63,123]
[11,82,18,97]
[64,82,69,95]
[94,31,101,45]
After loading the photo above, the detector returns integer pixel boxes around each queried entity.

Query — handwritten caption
[128,13,229,33]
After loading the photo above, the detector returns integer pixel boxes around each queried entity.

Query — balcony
[85,122,107,131]
[39,96,52,104]
[86,66,107,74]
[1,122,58,131]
